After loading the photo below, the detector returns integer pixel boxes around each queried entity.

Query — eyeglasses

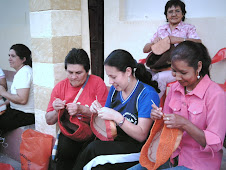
[167,9,182,15]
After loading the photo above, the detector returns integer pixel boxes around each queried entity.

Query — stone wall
[29,0,82,137]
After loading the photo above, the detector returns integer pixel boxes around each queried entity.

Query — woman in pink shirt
[151,41,226,170]
[144,0,202,99]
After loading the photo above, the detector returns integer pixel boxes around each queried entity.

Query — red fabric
[0,163,14,170]
[58,109,93,141]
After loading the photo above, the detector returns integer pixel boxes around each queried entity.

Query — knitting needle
[151,99,164,117]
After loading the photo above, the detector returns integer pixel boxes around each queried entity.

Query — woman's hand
[151,104,163,120]
[90,100,102,113]
[53,98,66,112]
[163,113,188,130]
[153,37,162,44]
[97,107,121,122]
[66,103,81,116]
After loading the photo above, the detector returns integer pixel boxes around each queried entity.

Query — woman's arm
[0,86,29,105]
[98,107,153,142]
[0,77,7,91]
[169,36,201,44]
[120,117,153,142]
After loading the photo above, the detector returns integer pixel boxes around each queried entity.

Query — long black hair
[171,41,211,77]
[104,49,160,93]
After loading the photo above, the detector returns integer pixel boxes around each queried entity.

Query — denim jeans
[127,159,171,170]
[128,164,191,170]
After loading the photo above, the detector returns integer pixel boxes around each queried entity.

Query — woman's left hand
[163,113,188,130]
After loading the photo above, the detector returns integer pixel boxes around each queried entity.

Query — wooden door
[88,0,104,79]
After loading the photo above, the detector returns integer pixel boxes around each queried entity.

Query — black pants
[54,133,94,170]
[73,139,142,170]
[0,107,35,133]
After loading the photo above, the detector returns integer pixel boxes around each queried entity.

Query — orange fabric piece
[140,119,182,170]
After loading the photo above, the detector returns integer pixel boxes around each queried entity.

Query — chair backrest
[211,48,226,64]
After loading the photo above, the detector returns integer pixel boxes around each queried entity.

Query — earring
[128,77,130,83]
[197,72,200,79]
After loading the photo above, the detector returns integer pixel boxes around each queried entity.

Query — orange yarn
[140,118,182,170]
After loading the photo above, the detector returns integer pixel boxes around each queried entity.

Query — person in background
[144,0,202,98]
[0,44,34,133]
[46,48,109,170]
[73,49,160,170]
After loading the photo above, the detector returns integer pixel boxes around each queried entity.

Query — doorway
[88,0,104,79]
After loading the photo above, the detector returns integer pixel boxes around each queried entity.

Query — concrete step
[0,153,21,170]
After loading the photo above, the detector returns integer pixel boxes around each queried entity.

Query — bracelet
[117,117,125,127]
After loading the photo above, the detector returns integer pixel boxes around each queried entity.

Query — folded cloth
[90,113,117,141]
[140,118,182,170]
[146,37,175,70]
[152,36,171,55]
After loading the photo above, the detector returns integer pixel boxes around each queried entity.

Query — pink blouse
[150,21,200,46]
[163,75,226,170]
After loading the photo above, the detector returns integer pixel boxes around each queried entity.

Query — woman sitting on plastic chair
[143,0,201,98]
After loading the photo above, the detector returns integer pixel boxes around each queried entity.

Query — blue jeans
[163,166,191,170]
[128,164,191,170]
[127,160,171,170]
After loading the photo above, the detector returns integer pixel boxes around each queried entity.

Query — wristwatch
[117,117,125,127]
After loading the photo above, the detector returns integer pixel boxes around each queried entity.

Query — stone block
[54,63,67,85]
[35,109,57,137]
[30,0,51,12]
[30,0,81,12]
[51,10,81,36]
[30,11,52,38]
[31,36,82,63]
[33,85,52,111]
[52,36,82,63]
[31,38,53,63]
[51,0,81,11]
[33,62,55,88]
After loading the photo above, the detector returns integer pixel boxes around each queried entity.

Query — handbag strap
[73,75,89,103]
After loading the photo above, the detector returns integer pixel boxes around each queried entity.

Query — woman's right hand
[151,104,163,120]
[90,100,102,113]
[52,98,66,112]
[153,37,162,44]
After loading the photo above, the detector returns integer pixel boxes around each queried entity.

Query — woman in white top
[0,44,34,133]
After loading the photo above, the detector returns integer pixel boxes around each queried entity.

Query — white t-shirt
[10,65,34,113]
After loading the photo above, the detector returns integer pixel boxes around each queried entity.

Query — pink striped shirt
[163,75,226,170]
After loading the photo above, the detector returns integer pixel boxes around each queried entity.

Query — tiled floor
[0,147,226,170]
